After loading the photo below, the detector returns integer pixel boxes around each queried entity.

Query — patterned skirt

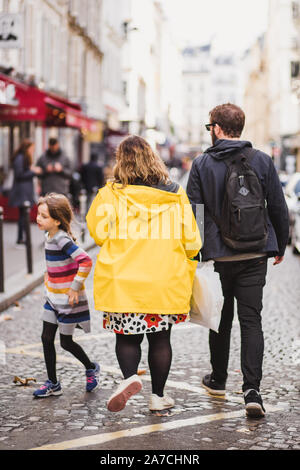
[103,312,189,335]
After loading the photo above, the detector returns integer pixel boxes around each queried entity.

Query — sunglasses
[205,122,218,131]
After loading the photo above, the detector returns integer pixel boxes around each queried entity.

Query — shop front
[0,72,101,220]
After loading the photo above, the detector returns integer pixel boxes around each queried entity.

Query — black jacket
[36,149,72,196]
[80,161,104,193]
[8,153,36,207]
[186,139,289,261]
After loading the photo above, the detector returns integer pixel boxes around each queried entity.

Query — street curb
[0,240,97,314]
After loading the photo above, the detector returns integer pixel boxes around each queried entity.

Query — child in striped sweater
[33,193,100,398]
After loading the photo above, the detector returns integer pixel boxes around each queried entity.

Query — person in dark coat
[36,138,72,197]
[80,153,104,208]
[8,139,42,245]
[187,103,289,418]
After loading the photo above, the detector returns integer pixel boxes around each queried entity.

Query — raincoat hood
[204,139,252,161]
[86,181,202,315]
[108,181,182,223]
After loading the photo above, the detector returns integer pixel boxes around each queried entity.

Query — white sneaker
[107,374,142,412]
[149,394,175,411]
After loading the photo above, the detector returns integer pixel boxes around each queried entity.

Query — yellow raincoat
[86,182,202,315]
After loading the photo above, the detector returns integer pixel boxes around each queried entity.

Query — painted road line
[31,405,284,451]
[5,348,122,375]
[6,347,243,403]
[4,332,112,353]
[4,323,194,353]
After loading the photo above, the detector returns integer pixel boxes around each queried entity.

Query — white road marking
[6,343,244,403]
[6,346,243,401]
[6,336,286,451]
[31,405,284,451]
[4,323,195,353]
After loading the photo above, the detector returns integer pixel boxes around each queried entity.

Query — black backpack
[215,148,268,252]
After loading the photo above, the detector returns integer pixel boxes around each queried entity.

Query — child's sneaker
[86,362,100,392]
[33,380,62,398]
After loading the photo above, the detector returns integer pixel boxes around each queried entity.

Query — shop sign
[0,79,18,106]
[84,121,104,142]
[0,13,23,49]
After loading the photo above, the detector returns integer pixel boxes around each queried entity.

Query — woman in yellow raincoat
[86,135,202,415]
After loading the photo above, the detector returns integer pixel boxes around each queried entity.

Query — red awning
[45,96,98,132]
[0,73,97,131]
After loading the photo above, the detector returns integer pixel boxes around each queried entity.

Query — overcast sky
[161,0,269,54]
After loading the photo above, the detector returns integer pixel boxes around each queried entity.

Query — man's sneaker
[33,380,62,398]
[244,389,265,417]
[202,374,226,396]
[107,374,142,412]
[149,394,175,411]
[86,362,100,392]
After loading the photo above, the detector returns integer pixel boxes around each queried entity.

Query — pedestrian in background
[8,139,42,246]
[80,153,104,208]
[33,193,100,398]
[36,137,72,197]
[187,103,289,417]
[87,135,201,415]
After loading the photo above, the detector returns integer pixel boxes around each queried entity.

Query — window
[42,16,51,84]
[292,1,300,19]
[291,61,300,78]
[122,80,127,98]
[291,36,300,50]
[25,3,35,73]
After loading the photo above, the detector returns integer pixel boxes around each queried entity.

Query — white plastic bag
[190,261,223,332]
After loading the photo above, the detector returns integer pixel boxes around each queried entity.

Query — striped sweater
[44,230,92,319]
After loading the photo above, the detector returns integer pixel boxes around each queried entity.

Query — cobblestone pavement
[0,247,299,451]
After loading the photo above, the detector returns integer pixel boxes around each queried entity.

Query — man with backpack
[187,103,289,417]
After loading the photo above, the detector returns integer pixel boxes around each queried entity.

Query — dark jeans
[209,256,268,392]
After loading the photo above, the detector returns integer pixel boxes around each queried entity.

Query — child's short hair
[38,193,76,241]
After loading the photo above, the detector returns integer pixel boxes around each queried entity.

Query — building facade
[119,0,183,155]
[0,0,104,182]
[182,42,240,149]
[242,35,270,154]
[266,0,300,171]
[243,0,300,171]
[0,0,185,193]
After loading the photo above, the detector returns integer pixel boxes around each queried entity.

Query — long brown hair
[37,193,77,241]
[113,135,170,187]
[13,139,34,169]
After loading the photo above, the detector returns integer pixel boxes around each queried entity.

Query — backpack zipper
[234,204,264,223]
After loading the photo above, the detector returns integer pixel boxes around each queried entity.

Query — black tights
[41,321,94,384]
[115,327,172,397]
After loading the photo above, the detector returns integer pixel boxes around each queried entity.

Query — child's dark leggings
[115,327,172,397]
[41,321,94,384]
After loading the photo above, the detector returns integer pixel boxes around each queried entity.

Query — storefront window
[13,125,20,154]
[0,126,10,186]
